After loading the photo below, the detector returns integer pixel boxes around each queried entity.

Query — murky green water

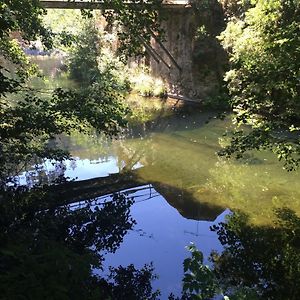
[56,108,300,226]
[37,100,299,298]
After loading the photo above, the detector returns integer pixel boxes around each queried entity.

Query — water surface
[18,57,300,298]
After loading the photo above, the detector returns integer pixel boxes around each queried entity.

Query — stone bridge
[41,0,226,102]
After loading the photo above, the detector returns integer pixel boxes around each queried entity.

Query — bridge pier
[150,3,226,101]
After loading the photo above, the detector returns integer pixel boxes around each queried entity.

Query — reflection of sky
[65,157,120,180]
[17,156,143,185]
[100,186,228,299]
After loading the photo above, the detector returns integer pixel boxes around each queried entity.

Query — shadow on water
[127,103,224,139]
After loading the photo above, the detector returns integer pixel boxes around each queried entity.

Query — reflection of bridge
[40,0,191,9]
[50,167,224,221]
[44,110,224,221]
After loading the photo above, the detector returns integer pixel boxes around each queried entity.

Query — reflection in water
[211,208,300,299]
[101,185,225,298]
[2,181,300,299]
[0,178,224,299]
[8,57,300,298]
[0,183,160,299]
[177,209,300,300]
[12,102,300,297]
[33,108,300,225]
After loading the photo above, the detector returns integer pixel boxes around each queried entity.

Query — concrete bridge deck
[40,0,191,9]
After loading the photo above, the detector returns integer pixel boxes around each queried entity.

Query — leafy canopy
[219,0,300,170]
[0,0,163,182]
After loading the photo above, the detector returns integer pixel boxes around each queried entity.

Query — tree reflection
[0,183,159,299]
[178,208,300,300]
[3,179,300,299]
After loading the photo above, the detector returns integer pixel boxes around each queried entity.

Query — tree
[99,0,164,58]
[0,0,163,183]
[0,0,51,96]
[0,1,164,298]
[218,0,300,170]
[0,1,128,183]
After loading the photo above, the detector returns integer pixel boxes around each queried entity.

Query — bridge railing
[40,0,191,9]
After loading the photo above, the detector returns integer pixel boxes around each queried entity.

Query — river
[16,57,300,298]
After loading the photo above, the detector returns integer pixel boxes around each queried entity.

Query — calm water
[33,108,299,225]
[20,103,300,298]
[18,57,300,298]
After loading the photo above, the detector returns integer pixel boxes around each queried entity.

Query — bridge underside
[40,0,212,102]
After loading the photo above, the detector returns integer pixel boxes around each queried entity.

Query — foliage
[0,2,135,184]
[68,21,101,85]
[68,19,131,93]
[43,8,84,35]
[100,0,164,59]
[97,47,131,91]
[42,0,165,59]
[218,0,253,19]
[212,208,300,299]
[0,1,52,48]
[0,1,49,96]
[176,208,300,300]
[0,1,52,182]
[0,0,167,182]
[0,84,128,185]
[108,263,160,299]
[190,0,230,108]
[0,2,165,297]
[218,0,300,170]
[40,9,84,51]
[0,25,167,300]
[181,244,220,300]
[130,67,167,98]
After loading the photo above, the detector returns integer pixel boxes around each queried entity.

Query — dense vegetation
[218,0,300,170]
[0,1,163,299]
[1,0,300,299]
[0,2,132,185]
[0,0,165,183]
